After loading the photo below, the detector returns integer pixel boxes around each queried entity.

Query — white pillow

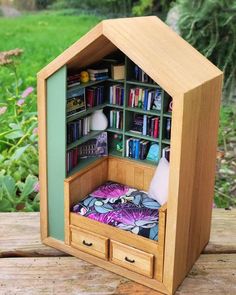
[148,157,169,205]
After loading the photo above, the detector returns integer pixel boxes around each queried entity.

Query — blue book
[142,115,147,136]
[121,88,124,105]
[129,139,133,158]
[135,140,140,159]
[132,139,136,158]
[143,89,148,110]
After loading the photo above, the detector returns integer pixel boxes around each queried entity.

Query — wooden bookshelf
[65,54,172,175]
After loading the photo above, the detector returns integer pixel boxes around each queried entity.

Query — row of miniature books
[67,115,91,144]
[131,114,159,138]
[67,68,109,88]
[126,138,151,160]
[128,87,162,111]
[109,84,124,106]
[134,65,154,84]
[66,85,105,117]
[109,110,123,130]
[86,85,104,107]
[66,132,108,173]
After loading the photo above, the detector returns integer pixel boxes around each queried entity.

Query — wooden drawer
[70,227,108,260]
[110,240,154,278]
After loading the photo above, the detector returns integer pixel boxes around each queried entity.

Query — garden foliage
[0,50,39,212]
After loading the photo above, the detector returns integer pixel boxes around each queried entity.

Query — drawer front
[110,240,154,278]
[71,227,108,260]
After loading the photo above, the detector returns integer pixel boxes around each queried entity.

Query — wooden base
[43,236,170,294]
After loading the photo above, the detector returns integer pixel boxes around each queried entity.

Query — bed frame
[64,156,167,282]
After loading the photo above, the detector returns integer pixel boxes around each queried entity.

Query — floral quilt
[72,181,160,241]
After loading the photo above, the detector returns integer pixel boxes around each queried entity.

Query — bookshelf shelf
[67,130,103,151]
[126,80,160,88]
[125,156,158,166]
[105,103,124,109]
[162,139,171,144]
[107,78,125,84]
[67,78,109,95]
[67,103,107,122]
[163,112,172,118]
[109,149,123,157]
[125,106,161,116]
[106,127,123,134]
[67,156,106,176]
[125,131,159,143]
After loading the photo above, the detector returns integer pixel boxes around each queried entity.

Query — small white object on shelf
[90,109,108,131]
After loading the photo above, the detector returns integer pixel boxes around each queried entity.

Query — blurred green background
[0,0,235,212]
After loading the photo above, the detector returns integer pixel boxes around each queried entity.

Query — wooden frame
[38,16,223,294]
[64,157,167,282]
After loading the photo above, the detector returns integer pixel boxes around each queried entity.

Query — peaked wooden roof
[38,16,222,97]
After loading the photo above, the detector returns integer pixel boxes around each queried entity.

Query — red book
[134,88,139,107]
[86,89,94,108]
[153,118,159,138]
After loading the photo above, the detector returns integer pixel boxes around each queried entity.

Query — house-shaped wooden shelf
[37,16,222,295]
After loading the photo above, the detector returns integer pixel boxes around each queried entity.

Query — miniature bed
[64,156,167,281]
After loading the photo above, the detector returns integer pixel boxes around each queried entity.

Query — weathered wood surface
[0,209,235,294]
[1,210,235,257]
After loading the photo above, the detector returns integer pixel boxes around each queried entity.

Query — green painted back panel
[47,66,66,241]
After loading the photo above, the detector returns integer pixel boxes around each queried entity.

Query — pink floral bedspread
[72,181,160,241]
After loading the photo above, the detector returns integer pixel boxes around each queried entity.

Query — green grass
[0,11,101,100]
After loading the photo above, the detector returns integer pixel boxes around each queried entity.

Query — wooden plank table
[0,209,235,294]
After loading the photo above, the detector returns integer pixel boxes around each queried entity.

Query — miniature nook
[37,16,223,295]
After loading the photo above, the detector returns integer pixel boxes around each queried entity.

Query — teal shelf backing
[107,78,125,84]
[66,54,172,176]
[67,103,107,122]
[125,106,161,116]
[163,112,172,118]
[106,127,123,134]
[47,66,66,241]
[124,156,158,166]
[126,80,160,88]
[67,130,103,151]
[67,78,109,96]
[125,131,159,143]
[105,103,124,109]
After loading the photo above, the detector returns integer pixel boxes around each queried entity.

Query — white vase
[90,109,108,131]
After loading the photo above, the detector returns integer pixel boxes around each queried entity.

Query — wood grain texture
[37,77,48,240]
[71,226,109,260]
[38,16,222,98]
[110,240,154,278]
[164,75,223,294]
[0,213,65,258]
[108,156,155,190]
[1,210,234,258]
[0,254,235,294]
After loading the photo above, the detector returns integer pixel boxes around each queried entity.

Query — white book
[131,89,135,107]
[110,110,113,128]
[147,92,152,110]
[126,138,130,157]
[116,111,120,129]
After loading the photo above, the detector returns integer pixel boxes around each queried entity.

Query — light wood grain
[44,236,169,294]
[70,226,109,260]
[0,213,65,258]
[38,16,222,97]
[110,240,154,278]
[37,77,48,240]
[108,156,155,190]
[1,210,234,258]
[0,254,235,294]
[164,75,223,294]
